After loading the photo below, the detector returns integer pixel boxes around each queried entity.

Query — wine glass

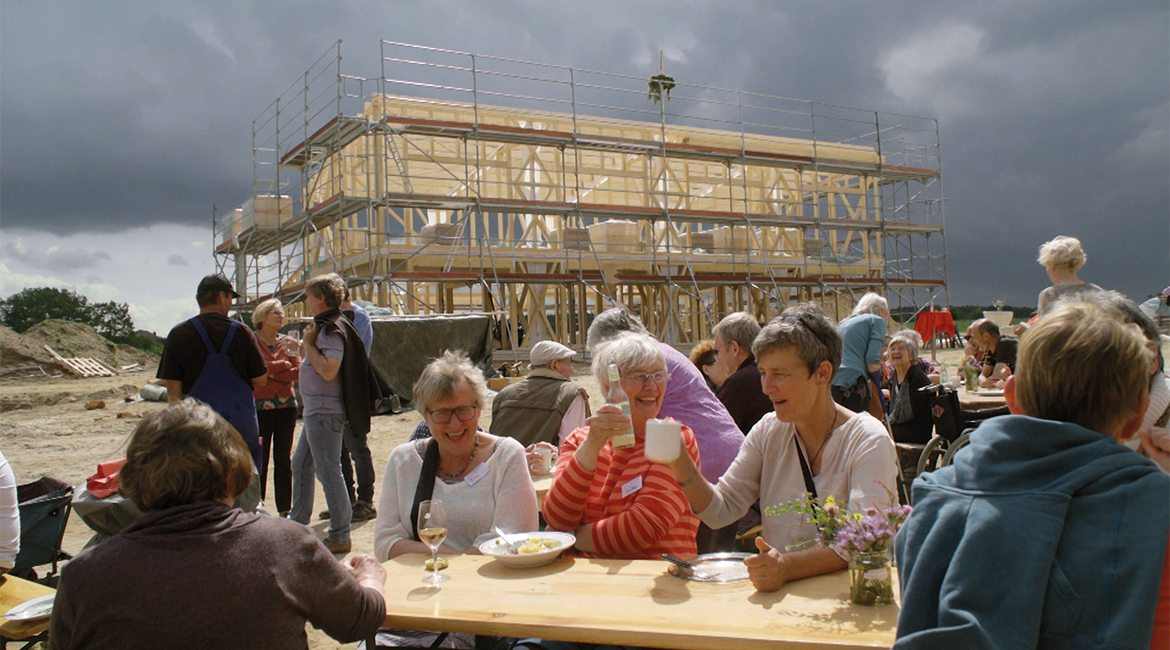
[417,500,450,584]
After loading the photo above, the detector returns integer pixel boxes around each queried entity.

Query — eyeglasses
[427,405,478,424]
[624,371,670,386]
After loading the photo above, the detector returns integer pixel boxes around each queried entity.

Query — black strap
[793,436,819,500]
[409,439,442,541]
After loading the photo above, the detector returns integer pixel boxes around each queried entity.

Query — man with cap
[157,273,268,469]
[489,340,590,456]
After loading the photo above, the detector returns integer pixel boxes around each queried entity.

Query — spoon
[493,525,518,554]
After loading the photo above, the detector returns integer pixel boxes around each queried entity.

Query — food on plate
[496,537,562,555]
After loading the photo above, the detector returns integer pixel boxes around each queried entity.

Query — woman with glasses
[654,304,897,592]
[542,333,702,559]
[373,351,537,562]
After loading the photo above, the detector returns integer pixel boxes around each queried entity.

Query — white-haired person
[251,298,301,516]
[1036,235,1103,317]
[886,332,934,445]
[542,333,702,559]
[586,308,743,552]
[894,302,1169,649]
[654,304,897,592]
[831,293,889,413]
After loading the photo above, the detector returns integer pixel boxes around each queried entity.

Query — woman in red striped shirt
[542,333,701,559]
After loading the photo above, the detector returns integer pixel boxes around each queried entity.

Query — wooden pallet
[43,346,119,378]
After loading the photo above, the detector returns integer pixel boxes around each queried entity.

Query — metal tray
[666,552,752,583]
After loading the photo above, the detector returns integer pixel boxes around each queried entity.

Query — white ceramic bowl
[478,531,576,568]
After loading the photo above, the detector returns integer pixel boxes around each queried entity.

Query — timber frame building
[214,41,949,354]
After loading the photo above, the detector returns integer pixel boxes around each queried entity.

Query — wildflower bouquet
[958,355,982,390]
[766,495,911,605]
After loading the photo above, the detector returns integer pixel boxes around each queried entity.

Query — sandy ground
[0,361,604,650]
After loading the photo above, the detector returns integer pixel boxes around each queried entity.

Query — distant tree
[0,287,135,342]
[88,300,136,342]
[0,287,92,333]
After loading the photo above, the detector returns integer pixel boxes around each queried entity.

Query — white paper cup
[644,418,681,463]
[536,447,554,474]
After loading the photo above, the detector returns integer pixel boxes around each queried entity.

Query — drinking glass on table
[417,500,450,584]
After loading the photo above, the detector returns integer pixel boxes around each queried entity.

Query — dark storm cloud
[1,0,1166,306]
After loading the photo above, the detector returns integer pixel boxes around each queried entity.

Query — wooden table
[0,574,55,647]
[959,387,1007,410]
[381,554,898,649]
[532,474,553,510]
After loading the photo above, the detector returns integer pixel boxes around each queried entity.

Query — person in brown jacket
[490,340,590,473]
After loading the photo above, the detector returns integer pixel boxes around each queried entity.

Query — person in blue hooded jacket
[895,301,1169,650]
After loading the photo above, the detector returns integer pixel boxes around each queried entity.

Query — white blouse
[698,411,898,553]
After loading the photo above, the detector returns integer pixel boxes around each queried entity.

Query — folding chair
[12,475,74,585]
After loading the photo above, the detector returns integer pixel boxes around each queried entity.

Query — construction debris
[44,345,119,378]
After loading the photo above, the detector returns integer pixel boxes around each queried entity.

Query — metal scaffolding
[214,40,949,353]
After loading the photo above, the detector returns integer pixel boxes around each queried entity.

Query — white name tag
[621,475,643,498]
[464,463,489,486]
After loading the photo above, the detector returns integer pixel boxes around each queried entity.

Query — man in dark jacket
[713,312,772,435]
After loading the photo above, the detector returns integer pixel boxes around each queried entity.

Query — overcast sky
[2,1,1167,334]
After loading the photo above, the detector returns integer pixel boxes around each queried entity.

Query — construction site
[214,41,949,356]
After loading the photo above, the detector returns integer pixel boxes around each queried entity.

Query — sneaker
[322,539,352,554]
[351,501,377,522]
[318,510,330,520]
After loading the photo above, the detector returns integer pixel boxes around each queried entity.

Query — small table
[914,312,957,342]
[0,575,55,649]
[959,388,1007,410]
[381,554,898,649]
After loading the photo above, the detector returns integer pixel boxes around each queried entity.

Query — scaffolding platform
[214,40,949,349]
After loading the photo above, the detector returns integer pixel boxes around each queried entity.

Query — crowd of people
[34,232,1170,649]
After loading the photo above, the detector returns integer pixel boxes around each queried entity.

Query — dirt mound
[0,325,48,368]
[1,320,157,372]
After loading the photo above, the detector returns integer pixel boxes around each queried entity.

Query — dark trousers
[257,407,297,513]
[341,424,376,504]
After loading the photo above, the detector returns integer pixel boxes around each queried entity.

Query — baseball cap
[197,273,241,298]
[529,340,577,368]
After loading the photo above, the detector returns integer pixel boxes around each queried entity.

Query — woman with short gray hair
[886,332,933,444]
[543,333,702,559]
[375,351,536,561]
[654,303,897,593]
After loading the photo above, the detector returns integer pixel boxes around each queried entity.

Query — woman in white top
[374,351,538,561]
[656,303,897,592]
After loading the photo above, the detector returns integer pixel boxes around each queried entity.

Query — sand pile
[0,320,157,371]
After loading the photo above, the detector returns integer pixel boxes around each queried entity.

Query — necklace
[440,433,480,479]
[803,410,842,472]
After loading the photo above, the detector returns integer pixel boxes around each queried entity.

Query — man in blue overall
[158,273,269,470]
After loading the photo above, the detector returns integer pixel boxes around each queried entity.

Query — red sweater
[542,425,700,559]
[252,334,301,403]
